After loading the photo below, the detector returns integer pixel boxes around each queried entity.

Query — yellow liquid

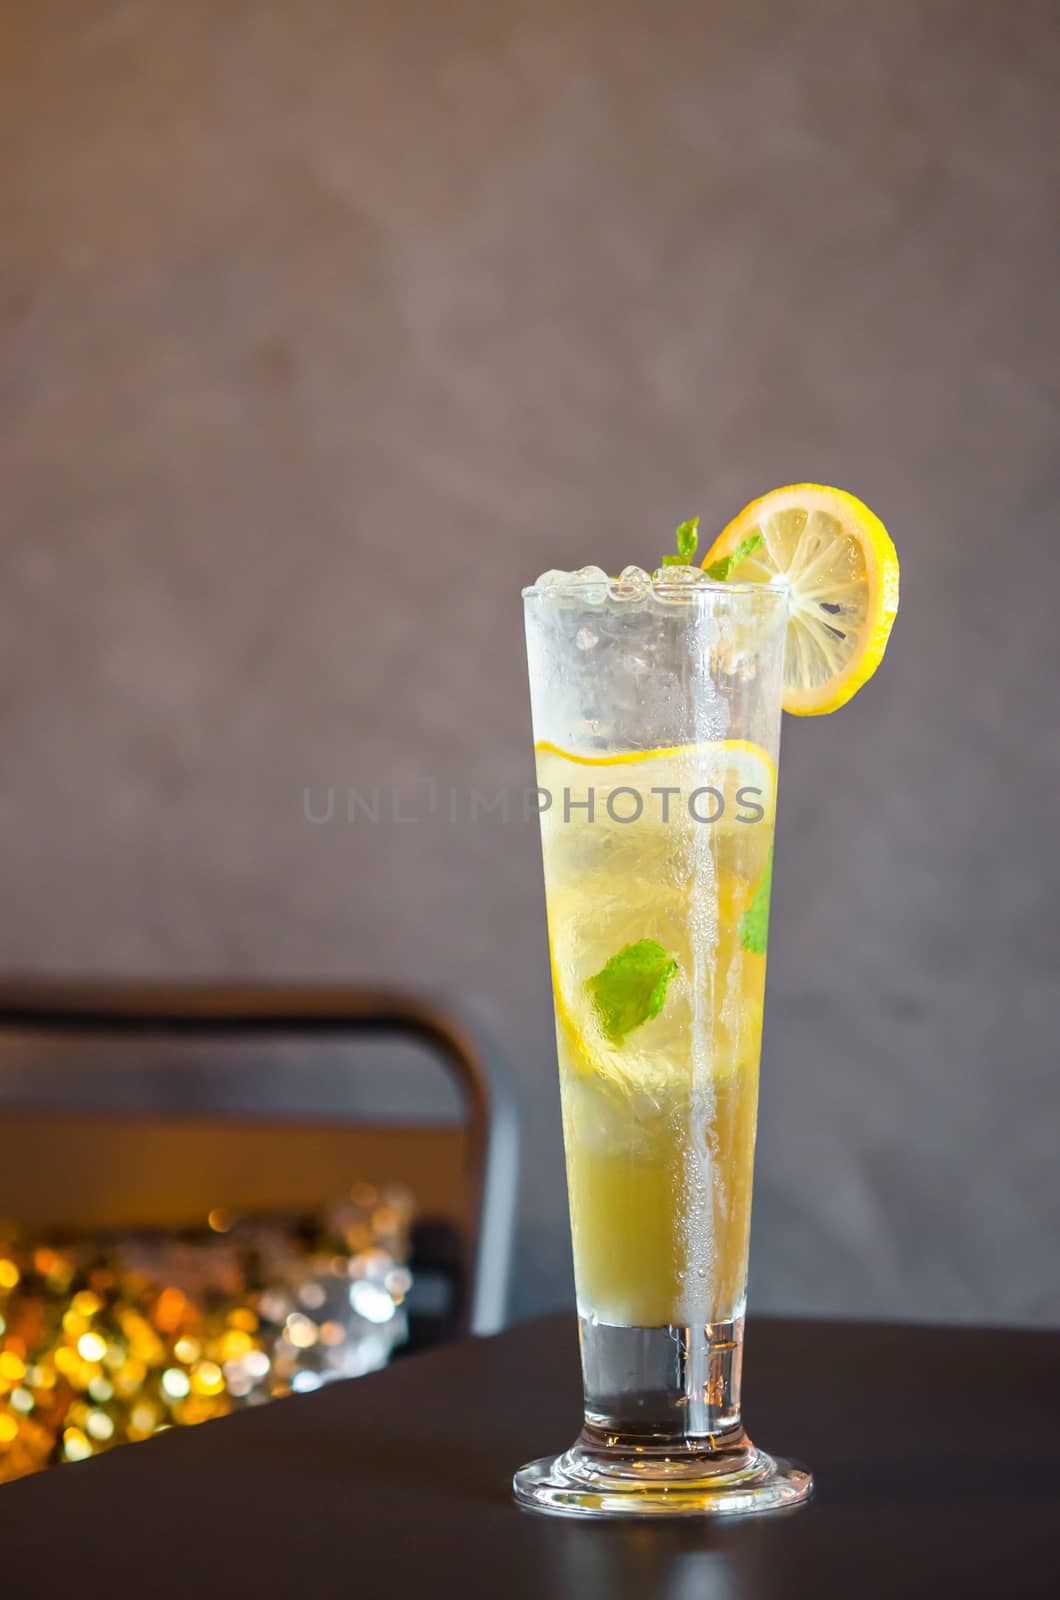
[559,1041,760,1327]
[538,743,771,1328]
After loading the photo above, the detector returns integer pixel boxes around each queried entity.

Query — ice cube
[652,565,711,600]
[532,568,572,590]
[609,565,651,599]
[569,565,609,603]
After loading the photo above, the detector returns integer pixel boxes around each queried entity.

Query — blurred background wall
[2,0,1058,1324]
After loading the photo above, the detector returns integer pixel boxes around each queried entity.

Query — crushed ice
[528,563,715,600]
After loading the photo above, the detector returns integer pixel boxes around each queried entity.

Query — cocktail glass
[514,566,813,1518]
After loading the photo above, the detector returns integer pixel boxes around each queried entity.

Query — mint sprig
[739,844,773,955]
[705,530,765,581]
[587,939,678,1042]
[659,518,764,578]
[661,517,700,567]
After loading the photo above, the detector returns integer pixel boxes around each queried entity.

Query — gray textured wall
[2,0,1058,1324]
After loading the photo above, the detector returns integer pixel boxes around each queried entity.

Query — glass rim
[521,575,788,602]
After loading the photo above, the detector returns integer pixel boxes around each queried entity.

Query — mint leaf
[739,844,773,955]
[705,529,765,582]
[660,516,700,569]
[587,939,678,1043]
[675,517,700,562]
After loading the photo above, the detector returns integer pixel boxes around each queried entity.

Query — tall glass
[514,566,812,1517]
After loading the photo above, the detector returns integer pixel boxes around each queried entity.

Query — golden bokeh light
[77,1333,107,1364]
[0,1188,413,1483]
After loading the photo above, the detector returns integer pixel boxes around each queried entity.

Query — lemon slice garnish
[702,484,899,715]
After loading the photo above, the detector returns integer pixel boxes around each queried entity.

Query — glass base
[514,1430,812,1520]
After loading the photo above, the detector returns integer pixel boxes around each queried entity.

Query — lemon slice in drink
[701,484,899,715]
[535,739,776,1089]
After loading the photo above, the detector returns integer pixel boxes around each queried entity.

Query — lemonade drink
[524,567,786,1452]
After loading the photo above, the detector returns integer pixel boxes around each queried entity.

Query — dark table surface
[4,1313,1060,1598]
